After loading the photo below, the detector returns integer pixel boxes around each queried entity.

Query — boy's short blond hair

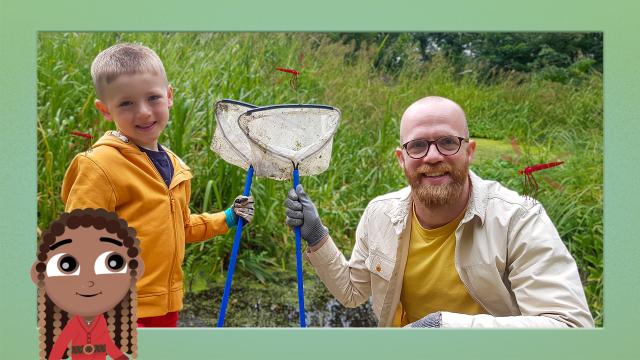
[91,43,167,99]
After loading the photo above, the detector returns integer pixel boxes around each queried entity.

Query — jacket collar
[385,169,488,233]
[385,187,412,235]
[467,170,488,226]
[96,131,190,171]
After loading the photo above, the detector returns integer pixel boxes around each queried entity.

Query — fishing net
[238,103,340,327]
[210,99,257,328]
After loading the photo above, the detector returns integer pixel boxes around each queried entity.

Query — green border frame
[1,0,638,359]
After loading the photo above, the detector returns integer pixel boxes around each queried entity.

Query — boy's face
[95,72,173,151]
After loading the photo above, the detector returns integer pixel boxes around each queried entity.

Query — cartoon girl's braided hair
[35,209,140,359]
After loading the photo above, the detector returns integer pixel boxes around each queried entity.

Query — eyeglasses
[402,136,469,159]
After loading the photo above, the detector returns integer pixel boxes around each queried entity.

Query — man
[285,96,593,328]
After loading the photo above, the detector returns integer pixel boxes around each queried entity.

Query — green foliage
[332,32,602,82]
[37,32,603,326]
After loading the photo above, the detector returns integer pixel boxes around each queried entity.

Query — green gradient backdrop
[1,0,638,359]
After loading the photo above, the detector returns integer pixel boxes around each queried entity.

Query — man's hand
[284,184,328,247]
[404,312,442,328]
[230,195,255,223]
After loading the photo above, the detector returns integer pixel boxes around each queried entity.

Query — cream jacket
[307,171,594,328]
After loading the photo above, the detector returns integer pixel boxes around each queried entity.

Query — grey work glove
[404,312,442,328]
[284,184,329,247]
[231,195,255,223]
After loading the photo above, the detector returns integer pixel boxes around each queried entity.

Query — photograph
[37,32,602,333]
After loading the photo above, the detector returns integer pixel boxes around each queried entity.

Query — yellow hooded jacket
[62,131,229,318]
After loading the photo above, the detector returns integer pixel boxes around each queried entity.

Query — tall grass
[37,32,603,325]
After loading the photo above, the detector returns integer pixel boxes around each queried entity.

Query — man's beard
[405,162,468,208]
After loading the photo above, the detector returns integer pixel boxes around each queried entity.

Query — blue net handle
[293,165,307,327]
[217,165,254,327]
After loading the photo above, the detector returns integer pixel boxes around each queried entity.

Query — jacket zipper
[168,194,178,309]
[141,154,179,310]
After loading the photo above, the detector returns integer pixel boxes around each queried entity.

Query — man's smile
[419,171,450,185]
[423,172,447,178]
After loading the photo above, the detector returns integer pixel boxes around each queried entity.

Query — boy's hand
[284,184,328,247]
[231,195,254,223]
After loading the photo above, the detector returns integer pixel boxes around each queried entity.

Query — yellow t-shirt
[398,207,485,326]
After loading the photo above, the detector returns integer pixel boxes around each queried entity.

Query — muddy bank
[180,277,377,327]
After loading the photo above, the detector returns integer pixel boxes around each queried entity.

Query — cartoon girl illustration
[31,208,144,359]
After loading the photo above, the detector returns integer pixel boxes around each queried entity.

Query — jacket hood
[92,130,138,151]
[90,130,190,174]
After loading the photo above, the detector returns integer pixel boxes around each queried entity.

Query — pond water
[180,277,377,327]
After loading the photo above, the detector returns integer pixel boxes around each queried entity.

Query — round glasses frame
[402,136,469,159]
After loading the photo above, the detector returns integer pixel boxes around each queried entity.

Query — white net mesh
[238,105,340,180]
[211,99,257,171]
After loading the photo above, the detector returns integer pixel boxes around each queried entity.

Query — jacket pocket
[365,250,394,317]
[461,263,518,316]
[366,250,394,281]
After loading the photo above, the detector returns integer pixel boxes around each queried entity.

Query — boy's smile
[95,72,173,151]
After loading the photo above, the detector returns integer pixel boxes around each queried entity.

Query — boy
[61,43,254,327]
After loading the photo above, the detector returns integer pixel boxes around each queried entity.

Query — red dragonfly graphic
[504,137,565,198]
[518,161,564,198]
[275,67,300,89]
[70,131,93,152]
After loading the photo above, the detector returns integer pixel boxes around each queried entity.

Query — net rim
[242,103,338,116]
[217,98,258,109]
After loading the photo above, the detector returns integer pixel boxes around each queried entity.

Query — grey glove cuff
[411,312,442,328]
[286,184,328,247]
[304,221,328,247]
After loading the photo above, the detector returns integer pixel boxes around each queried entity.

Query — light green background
[1,0,638,359]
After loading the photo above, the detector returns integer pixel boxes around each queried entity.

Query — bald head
[399,96,468,143]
